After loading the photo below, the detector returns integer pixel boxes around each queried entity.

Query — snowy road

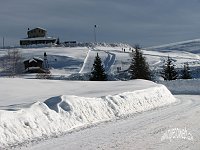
[18,94,200,150]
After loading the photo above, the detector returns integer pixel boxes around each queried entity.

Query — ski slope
[79,47,116,73]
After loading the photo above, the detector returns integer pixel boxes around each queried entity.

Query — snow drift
[159,79,200,94]
[0,84,176,148]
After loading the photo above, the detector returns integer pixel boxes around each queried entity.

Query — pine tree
[129,44,151,80]
[181,62,192,79]
[90,53,107,81]
[56,38,60,45]
[160,56,178,80]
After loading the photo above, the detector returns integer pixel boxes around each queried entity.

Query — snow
[0,41,199,78]
[0,40,200,149]
[0,78,159,106]
[29,59,37,63]
[19,95,199,150]
[147,38,200,53]
[159,79,200,94]
[0,78,176,149]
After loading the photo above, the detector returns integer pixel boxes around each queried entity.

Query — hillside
[1,40,200,79]
[147,38,200,54]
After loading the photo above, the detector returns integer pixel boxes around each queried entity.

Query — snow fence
[0,84,176,148]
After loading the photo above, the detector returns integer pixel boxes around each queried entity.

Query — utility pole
[94,25,97,44]
[2,37,5,49]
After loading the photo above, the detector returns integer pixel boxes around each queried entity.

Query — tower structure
[43,52,49,70]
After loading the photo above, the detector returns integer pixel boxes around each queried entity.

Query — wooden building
[23,57,46,73]
[20,27,56,46]
[27,27,47,38]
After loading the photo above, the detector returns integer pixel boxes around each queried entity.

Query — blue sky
[1,0,200,47]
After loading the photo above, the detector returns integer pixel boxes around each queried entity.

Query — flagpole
[94,25,97,44]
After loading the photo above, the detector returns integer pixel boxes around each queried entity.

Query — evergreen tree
[56,38,60,45]
[181,62,192,79]
[90,53,107,81]
[160,56,178,80]
[129,44,151,80]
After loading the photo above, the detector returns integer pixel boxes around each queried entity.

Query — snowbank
[159,79,200,94]
[0,84,176,149]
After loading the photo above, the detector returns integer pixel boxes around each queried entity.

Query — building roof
[24,57,43,63]
[20,37,56,41]
[28,27,47,32]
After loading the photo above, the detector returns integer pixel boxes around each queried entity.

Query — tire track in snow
[79,49,91,73]
[104,52,116,73]
[79,47,116,74]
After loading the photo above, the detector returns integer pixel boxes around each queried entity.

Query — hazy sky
[1,0,200,47]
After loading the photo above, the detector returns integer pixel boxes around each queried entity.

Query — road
[18,95,200,150]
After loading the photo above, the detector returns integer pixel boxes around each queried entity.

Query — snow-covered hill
[0,39,200,79]
[147,38,200,54]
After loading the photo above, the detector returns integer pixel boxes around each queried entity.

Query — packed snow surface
[0,78,176,149]
[15,79,200,150]
[159,79,200,94]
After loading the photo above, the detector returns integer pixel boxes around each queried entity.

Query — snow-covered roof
[24,57,43,63]
[29,59,37,63]
[33,57,43,61]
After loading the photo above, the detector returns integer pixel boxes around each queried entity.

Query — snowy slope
[147,38,200,54]
[159,79,200,94]
[0,41,200,79]
[79,47,117,73]
[0,78,176,149]
[0,47,89,76]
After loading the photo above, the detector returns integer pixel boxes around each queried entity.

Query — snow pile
[159,79,200,94]
[105,85,175,116]
[0,84,176,148]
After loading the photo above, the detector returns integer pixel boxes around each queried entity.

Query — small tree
[160,56,178,80]
[129,44,151,80]
[1,49,23,76]
[181,62,192,79]
[90,53,107,81]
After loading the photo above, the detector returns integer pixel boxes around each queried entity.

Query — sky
[1,0,200,47]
